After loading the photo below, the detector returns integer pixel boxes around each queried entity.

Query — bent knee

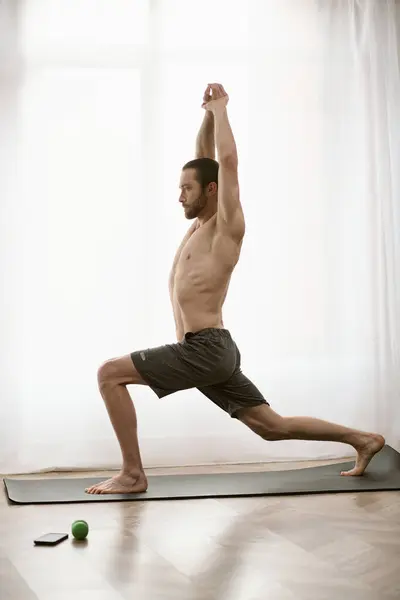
[248,422,286,441]
[239,408,289,441]
[97,360,117,386]
[259,427,287,441]
[97,355,144,388]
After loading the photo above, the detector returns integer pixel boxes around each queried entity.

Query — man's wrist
[209,106,227,120]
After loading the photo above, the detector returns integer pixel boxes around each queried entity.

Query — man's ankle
[345,431,368,449]
[121,464,143,477]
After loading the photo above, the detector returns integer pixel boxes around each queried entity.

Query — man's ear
[207,182,217,195]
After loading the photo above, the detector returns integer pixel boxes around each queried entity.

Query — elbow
[219,153,238,169]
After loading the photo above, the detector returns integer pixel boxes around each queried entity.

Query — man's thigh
[198,369,270,419]
[130,331,236,399]
[97,354,148,386]
[130,341,192,397]
[97,346,183,394]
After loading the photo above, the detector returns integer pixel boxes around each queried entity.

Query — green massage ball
[71,520,89,540]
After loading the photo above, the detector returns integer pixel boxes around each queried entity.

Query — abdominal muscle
[173,256,231,336]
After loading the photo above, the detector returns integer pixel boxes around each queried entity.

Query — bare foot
[341,433,385,476]
[85,471,148,495]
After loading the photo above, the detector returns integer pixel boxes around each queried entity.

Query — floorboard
[2,459,400,600]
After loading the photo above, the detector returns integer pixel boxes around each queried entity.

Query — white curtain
[1,0,399,474]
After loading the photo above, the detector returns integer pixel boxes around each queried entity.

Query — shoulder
[212,216,244,263]
[216,208,245,244]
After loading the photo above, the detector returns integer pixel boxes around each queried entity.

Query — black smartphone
[34,533,68,546]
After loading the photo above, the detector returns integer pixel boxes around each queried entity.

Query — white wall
[1,0,399,473]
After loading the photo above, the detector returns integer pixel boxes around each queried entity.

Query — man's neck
[197,209,217,227]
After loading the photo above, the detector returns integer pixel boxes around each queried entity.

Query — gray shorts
[130,327,269,418]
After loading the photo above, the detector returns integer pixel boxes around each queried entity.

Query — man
[86,83,384,495]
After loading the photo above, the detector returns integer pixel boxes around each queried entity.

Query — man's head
[179,158,219,220]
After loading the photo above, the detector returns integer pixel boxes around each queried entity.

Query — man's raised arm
[195,87,215,159]
[203,83,244,241]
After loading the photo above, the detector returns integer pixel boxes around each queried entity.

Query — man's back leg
[235,403,385,476]
[199,365,385,477]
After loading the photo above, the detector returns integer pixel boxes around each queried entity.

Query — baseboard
[1,435,357,475]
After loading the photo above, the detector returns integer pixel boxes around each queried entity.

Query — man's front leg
[86,355,148,495]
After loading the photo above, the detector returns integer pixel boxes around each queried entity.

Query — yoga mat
[3,445,400,505]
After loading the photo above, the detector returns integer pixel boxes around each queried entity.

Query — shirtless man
[86,83,385,495]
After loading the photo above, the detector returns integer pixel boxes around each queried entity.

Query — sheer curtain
[1,0,399,474]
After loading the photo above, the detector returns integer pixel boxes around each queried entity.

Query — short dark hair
[182,158,219,190]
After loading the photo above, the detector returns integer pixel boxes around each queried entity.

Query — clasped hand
[201,83,229,113]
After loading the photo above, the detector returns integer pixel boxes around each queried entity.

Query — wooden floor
[2,458,400,600]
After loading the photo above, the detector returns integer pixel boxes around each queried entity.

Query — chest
[172,224,239,282]
[179,226,213,264]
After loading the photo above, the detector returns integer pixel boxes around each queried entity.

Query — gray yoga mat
[3,445,400,505]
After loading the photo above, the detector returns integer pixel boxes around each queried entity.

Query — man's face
[179,169,207,220]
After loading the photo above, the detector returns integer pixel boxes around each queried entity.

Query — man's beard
[184,194,206,219]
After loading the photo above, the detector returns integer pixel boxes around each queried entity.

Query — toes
[85,485,103,494]
[341,467,361,476]
[92,486,106,494]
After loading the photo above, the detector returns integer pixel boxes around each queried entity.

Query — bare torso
[169,215,242,340]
